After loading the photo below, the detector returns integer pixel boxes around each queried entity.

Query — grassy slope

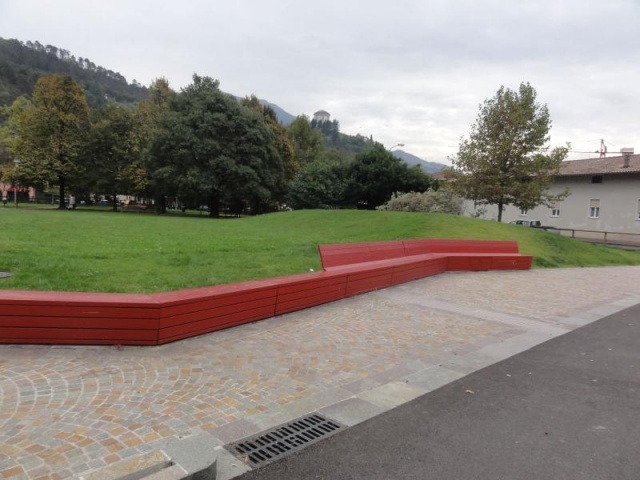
[1,208,639,293]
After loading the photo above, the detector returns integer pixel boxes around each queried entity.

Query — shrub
[376,190,464,214]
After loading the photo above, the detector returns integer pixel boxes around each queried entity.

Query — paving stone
[214,447,252,480]
[209,419,261,445]
[356,381,427,410]
[319,397,386,426]
[402,366,466,392]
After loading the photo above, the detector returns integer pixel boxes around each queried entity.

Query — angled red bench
[318,239,531,296]
[0,239,532,346]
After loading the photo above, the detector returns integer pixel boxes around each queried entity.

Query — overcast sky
[1,0,639,164]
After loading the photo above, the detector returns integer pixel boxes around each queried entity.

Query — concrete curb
[77,434,218,480]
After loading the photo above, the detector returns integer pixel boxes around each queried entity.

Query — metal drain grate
[228,413,343,467]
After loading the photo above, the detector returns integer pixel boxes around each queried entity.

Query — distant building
[0,183,36,203]
[313,110,331,123]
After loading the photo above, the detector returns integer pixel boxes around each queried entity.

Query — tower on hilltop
[313,110,331,123]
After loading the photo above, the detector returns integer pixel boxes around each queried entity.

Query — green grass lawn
[2,206,640,293]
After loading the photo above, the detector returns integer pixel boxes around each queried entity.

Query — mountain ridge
[391,149,446,173]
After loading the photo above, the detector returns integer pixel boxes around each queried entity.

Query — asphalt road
[237,303,640,480]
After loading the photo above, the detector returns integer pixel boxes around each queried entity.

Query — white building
[467,153,640,233]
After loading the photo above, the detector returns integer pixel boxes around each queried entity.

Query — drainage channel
[227,413,343,468]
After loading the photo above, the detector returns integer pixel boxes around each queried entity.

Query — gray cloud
[1,0,639,162]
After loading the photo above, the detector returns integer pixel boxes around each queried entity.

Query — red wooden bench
[0,239,532,346]
[0,290,160,345]
[318,239,531,297]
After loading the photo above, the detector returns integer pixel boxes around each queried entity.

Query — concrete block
[162,433,218,480]
[79,450,182,480]
[356,381,426,410]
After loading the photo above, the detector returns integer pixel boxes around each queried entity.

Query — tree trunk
[208,194,220,218]
[112,190,118,211]
[497,198,504,222]
[58,176,66,209]
[251,198,262,216]
[154,193,167,214]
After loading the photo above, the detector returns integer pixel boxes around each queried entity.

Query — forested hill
[0,37,149,107]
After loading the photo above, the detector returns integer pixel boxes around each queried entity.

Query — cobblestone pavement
[2,267,640,479]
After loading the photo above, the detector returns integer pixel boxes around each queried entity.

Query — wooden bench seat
[318,239,532,296]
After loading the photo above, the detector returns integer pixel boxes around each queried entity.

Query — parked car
[510,219,561,234]
[510,220,542,228]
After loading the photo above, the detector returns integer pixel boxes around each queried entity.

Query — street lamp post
[13,159,21,208]
[388,143,405,151]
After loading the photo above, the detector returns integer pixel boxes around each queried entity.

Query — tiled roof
[559,154,640,176]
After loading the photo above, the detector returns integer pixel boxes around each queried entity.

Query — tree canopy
[286,115,324,166]
[147,75,285,216]
[446,82,568,221]
[242,95,297,185]
[287,151,351,209]
[345,146,433,209]
[83,103,147,210]
[2,74,90,208]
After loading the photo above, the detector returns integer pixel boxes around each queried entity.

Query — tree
[2,74,89,208]
[135,78,174,140]
[311,117,340,146]
[241,95,297,187]
[345,146,433,209]
[287,115,324,166]
[136,78,174,212]
[84,103,147,210]
[147,75,285,216]
[0,96,31,185]
[287,151,351,209]
[446,82,568,222]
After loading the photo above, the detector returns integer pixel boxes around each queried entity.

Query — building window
[519,208,528,216]
[589,199,600,218]
[591,176,603,184]
[551,209,560,217]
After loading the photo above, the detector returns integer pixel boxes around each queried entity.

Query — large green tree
[135,78,174,143]
[288,151,351,209]
[345,146,433,209]
[287,115,324,166]
[84,103,148,210]
[2,74,89,208]
[241,95,297,190]
[136,78,174,212]
[147,75,285,216]
[447,82,568,222]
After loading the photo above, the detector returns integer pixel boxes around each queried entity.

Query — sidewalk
[1,266,640,479]
[238,294,640,480]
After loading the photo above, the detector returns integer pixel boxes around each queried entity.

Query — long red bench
[0,239,532,346]
[318,239,531,296]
